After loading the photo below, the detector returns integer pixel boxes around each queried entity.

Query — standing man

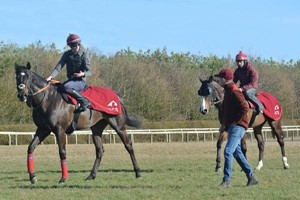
[47,33,91,112]
[214,68,259,188]
[234,51,264,114]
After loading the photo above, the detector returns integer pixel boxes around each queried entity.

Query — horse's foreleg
[27,128,50,184]
[56,129,67,183]
[216,131,227,173]
[86,133,104,180]
[253,128,264,170]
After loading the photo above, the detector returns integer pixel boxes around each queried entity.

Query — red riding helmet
[236,51,248,61]
[66,34,81,45]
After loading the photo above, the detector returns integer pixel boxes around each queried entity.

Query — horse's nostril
[18,84,25,90]
[200,109,208,114]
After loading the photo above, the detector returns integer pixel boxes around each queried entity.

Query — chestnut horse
[15,62,141,184]
[198,76,289,172]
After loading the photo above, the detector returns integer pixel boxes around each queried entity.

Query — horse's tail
[121,101,141,128]
[127,116,141,128]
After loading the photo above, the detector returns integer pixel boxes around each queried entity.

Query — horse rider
[233,51,264,114]
[215,68,259,188]
[46,33,91,112]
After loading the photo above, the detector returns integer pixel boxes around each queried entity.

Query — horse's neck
[211,81,224,123]
[31,86,62,110]
[211,81,224,103]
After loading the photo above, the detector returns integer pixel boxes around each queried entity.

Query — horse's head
[15,62,46,103]
[15,62,32,102]
[198,76,224,114]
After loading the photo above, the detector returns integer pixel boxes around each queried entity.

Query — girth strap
[248,109,257,128]
[65,112,80,135]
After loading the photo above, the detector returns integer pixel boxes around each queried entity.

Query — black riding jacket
[50,49,91,81]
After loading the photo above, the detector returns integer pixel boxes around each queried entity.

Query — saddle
[54,84,123,135]
[56,85,123,115]
[247,92,282,121]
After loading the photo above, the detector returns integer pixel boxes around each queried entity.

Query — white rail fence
[0,126,299,146]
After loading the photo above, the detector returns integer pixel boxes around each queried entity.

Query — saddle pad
[257,92,282,120]
[70,86,122,115]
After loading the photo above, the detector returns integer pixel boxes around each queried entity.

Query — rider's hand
[46,76,52,82]
[73,71,85,78]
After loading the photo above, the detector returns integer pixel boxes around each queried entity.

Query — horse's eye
[208,88,212,95]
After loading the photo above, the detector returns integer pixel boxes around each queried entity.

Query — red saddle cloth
[69,86,122,115]
[250,92,282,120]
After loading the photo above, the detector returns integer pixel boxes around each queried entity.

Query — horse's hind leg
[109,118,141,178]
[269,120,289,169]
[216,130,227,173]
[241,136,247,158]
[86,120,107,181]
[27,128,51,184]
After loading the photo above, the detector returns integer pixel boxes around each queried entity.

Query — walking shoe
[220,180,230,188]
[247,175,259,186]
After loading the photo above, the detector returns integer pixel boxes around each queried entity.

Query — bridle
[207,86,223,109]
[199,82,222,106]
[198,79,224,115]
[17,75,59,109]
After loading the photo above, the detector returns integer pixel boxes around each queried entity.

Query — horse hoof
[85,174,96,181]
[59,178,66,184]
[30,176,37,184]
[284,166,289,170]
[136,174,142,179]
[215,168,222,173]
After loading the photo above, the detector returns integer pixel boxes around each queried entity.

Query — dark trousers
[243,88,264,111]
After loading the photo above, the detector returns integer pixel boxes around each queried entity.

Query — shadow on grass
[4,168,154,187]
[0,168,154,175]
[9,169,156,190]
[11,183,156,190]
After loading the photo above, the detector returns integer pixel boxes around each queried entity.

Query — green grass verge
[0,141,299,200]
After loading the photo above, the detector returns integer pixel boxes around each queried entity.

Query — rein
[213,99,223,105]
[27,80,60,109]
[28,80,60,96]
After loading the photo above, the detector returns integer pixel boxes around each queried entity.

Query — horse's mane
[210,79,224,101]
[30,70,47,84]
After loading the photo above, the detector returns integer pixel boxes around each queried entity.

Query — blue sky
[1,0,300,61]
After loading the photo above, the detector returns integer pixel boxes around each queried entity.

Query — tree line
[0,41,299,128]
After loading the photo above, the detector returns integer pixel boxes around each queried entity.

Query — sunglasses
[236,60,243,63]
[70,43,80,48]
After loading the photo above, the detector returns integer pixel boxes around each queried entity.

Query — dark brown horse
[15,62,141,184]
[198,76,289,172]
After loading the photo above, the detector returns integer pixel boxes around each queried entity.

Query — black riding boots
[67,89,91,112]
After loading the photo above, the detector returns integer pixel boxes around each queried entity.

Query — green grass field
[0,141,299,200]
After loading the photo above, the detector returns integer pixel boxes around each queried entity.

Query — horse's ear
[198,75,203,83]
[26,62,31,70]
[208,75,214,82]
